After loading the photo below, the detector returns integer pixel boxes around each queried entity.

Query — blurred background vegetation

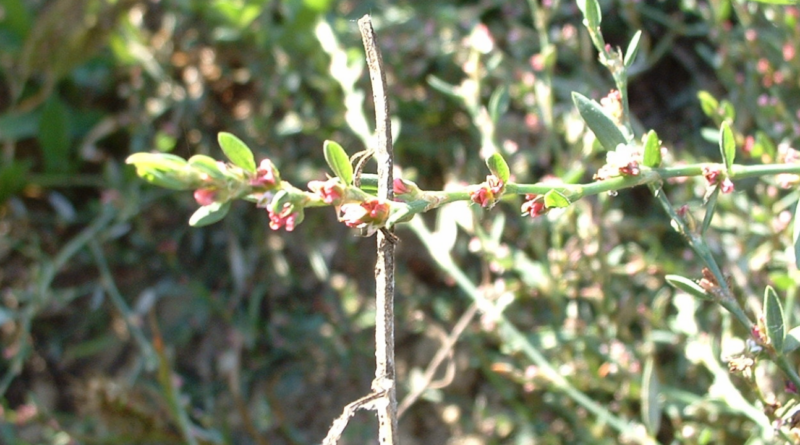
[2,0,800,443]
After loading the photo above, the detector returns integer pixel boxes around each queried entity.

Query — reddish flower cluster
[702,165,734,194]
[268,203,298,231]
[339,198,391,235]
[250,159,278,188]
[470,175,504,208]
[308,179,344,205]
[521,194,548,218]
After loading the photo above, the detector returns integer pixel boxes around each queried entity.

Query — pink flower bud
[308,179,344,205]
[251,159,278,188]
[521,194,548,218]
[339,199,390,235]
[268,203,298,231]
[194,189,217,206]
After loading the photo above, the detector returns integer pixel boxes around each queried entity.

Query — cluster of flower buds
[594,143,642,181]
[701,164,734,194]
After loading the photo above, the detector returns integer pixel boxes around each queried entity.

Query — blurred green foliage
[2,0,800,444]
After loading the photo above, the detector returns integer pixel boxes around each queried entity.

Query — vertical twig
[358,14,399,445]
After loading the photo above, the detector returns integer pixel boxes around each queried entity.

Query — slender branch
[358,14,399,445]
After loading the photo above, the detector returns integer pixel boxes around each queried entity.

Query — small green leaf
[486,153,510,183]
[624,30,642,68]
[697,91,719,119]
[640,356,661,437]
[577,0,602,28]
[126,152,193,190]
[794,200,800,271]
[783,326,800,354]
[543,190,570,208]
[764,285,785,354]
[701,186,719,235]
[488,86,509,123]
[720,121,735,172]
[323,140,353,185]
[189,201,231,227]
[218,132,256,173]
[642,130,661,168]
[572,92,627,151]
[188,155,227,181]
[666,275,711,301]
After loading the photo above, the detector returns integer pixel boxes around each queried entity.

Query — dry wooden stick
[358,14,399,445]
[322,14,398,445]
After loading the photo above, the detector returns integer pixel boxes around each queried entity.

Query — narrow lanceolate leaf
[218,132,256,173]
[572,92,627,152]
[486,153,510,183]
[189,201,231,227]
[577,0,602,29]
[697,91,719,119]
[794,200,800,271]
[543,190,570,208]
[719,121,735,172]
[701,186,719,235]
[665,275,712,301]
[764,285,785,354]
[323,140,353,185]
[783,326,800,354]
[641,356,661,437]
[642,130,661,168]
[624,30,642,68]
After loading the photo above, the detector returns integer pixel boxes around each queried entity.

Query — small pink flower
[618,161,640,176]
[251,159,278,188]
[521,194,548,218]
[308,179,344,205]
[470,175,504,208]
[268,203,298,231]
[194,189,217,206]
[339,199,390,234]
[702,165,734,194]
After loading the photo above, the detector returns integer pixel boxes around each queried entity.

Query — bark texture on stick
[358,14,399,445]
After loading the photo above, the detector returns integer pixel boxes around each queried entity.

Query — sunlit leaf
[666,275,711,301]
[486,153,510,183]
[572,92,627,151]
[720,121,735,172]
[544,190,570,208]
[218,132,256,173]
[577,0,602,28]
[642,130,661,168]
[323,140,353,185]
[697,91,719,119]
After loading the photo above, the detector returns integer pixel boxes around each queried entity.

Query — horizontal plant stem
[396,162,800,215]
